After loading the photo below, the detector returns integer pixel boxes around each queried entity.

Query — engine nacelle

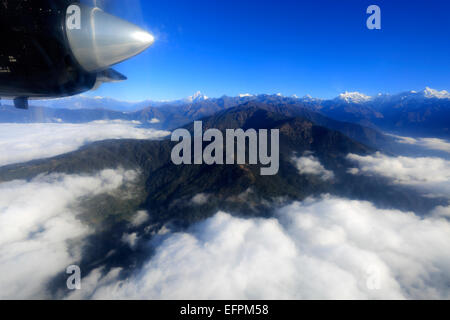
[0,0,154,109]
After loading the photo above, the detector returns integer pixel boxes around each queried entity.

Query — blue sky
[85,0,450,101]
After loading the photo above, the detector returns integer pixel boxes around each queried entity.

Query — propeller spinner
[66,3,154,72]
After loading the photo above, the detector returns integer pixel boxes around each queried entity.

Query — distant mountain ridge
[1,87,449,138]
[318,87,450,137]
[0,91,212,112]
[3,87,448,111]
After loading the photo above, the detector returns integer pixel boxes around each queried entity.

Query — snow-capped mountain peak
[239,93,254,98]
[186,91,209,102]
[338,91,372,103]
[421,87,450,99]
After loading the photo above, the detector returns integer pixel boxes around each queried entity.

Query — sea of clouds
[392,135,450,154]
[0,121,169,167]
[68,196,450,300]
[347,152,450,198]
[0,123,449,300]
[68,137,450,300]
[0,168,138,299]
[0,120,164,299]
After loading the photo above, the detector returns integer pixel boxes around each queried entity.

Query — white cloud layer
[292,154,334,181]
[0,121,170,167]
[393,135,450,154]
[69,196,450,300]
[347,152,450,197]
[0,168,137,299]
[431,206,450,219]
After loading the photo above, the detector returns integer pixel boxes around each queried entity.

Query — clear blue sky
[84,0,450,101]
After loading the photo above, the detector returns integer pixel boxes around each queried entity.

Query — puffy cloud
[393,135,450,154]
[70,197,450,300]
[347,152,450,197]
[148,118,161,124]
[122,233,139,249]
[347,152,450,184]
[0,168,137,299]
[130,210,150,227]
[292,154,334,181]
[431,206,450,219]
[0,121,169,166]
